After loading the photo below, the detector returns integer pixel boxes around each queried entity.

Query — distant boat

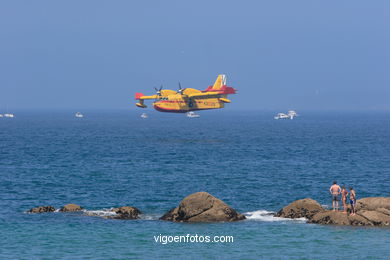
[141,113,148,119]
[287,110,298,119]
[0,114,3,118]
[187,111,200,118]
[274,110,298,120]
[75,112,84,118]
[274,113,289,120]
[4,113,15,118]
[3,105,14,118]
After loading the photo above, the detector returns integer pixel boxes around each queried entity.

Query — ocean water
[0,110,389,259]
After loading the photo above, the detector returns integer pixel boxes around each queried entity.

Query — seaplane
[135,74,236,113]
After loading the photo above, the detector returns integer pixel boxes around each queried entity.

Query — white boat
[274,113,289,120]
[0,114,3,118]
[141,113,148,119]
[187,111,200,118]
[75,112,84,118]
[4,113,14,118]
[287,110,298,119]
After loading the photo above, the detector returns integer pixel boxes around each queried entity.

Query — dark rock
[357,210,390,226]
[348,214,373,226]
[308,211,375,226]
[274,197,390,227]
[308,211,350,225]
[59,204,83,212]
[356,197,390,211]
[160,192,246,222]
[28,206,55,213]
[110,206,141,219]
[376,208,390,216]
[275,198,324,219]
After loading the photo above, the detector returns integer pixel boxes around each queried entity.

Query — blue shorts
[350,199,356,205]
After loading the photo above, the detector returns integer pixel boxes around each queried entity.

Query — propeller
[177,82,184,95]
[154,85,163,97]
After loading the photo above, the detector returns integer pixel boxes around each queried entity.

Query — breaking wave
[82,208,160,220]
[83,208,117,217]
[244,210,306,222]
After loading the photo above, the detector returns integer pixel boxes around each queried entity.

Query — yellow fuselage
[153,94,224,113]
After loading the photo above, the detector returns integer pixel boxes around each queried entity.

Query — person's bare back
[330,184,341,195]
[329,181,341,211]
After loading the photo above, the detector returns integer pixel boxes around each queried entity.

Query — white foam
[139,214,160,221]
[244,210,307,222]
[83,208,117,217]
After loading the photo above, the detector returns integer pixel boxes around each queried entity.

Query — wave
[139,213,160,221]
[244,210,306,222]
[83,208,117,217]
[82,208,159,220]
[28,207,306,223]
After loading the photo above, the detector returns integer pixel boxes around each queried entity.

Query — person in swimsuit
[329,181,341,211]
[341,186,349,214]
[349,187,356,216]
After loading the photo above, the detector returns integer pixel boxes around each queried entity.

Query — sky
[0,0,388,111]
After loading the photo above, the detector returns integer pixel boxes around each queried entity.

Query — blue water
[1,110,389,259]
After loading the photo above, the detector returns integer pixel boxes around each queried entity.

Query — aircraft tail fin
[135,93,144,100]
[211,74,226,90]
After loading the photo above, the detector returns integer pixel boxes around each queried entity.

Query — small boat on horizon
[274,113,289,120]
[4,113,15,118]
[75,112,84,118]
[141,113,148,119]
[287,110,298,119]
[186,111,200,118]
[274,110,298,120]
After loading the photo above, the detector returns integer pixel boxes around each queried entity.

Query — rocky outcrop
[356,197,390,211]
[279,197,390,226]
[308,211,350,225]
[160,192,246,222]
[358,210,390,226]
[28,206,56,213]
[275,198,324,219]
[308,211,373,226]
[110,206,141,219]
[59,204,83,212]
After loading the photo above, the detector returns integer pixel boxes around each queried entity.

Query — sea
[0,110,389,259]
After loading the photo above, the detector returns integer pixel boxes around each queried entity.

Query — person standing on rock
[329,181,341,211]
[349,187,356,216]
[341,186,349,213]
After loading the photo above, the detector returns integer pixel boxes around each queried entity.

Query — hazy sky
[0,1,388,110]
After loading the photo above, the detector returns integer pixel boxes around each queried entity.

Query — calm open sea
[0,110,389,259]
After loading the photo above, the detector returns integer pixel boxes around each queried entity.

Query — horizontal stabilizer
[219,98,231,103]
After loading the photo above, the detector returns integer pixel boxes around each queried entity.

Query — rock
[356,197,390,211]
[160,192,246,222]
[275,198,324,219]
[308,211,350,225]
[59,204,83,212]
[28,206,55,213]
[110,206,141,219]
[357,210,390,226]
[348,214,373,226]
[376,208,390,216]
[276,197,390,226]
